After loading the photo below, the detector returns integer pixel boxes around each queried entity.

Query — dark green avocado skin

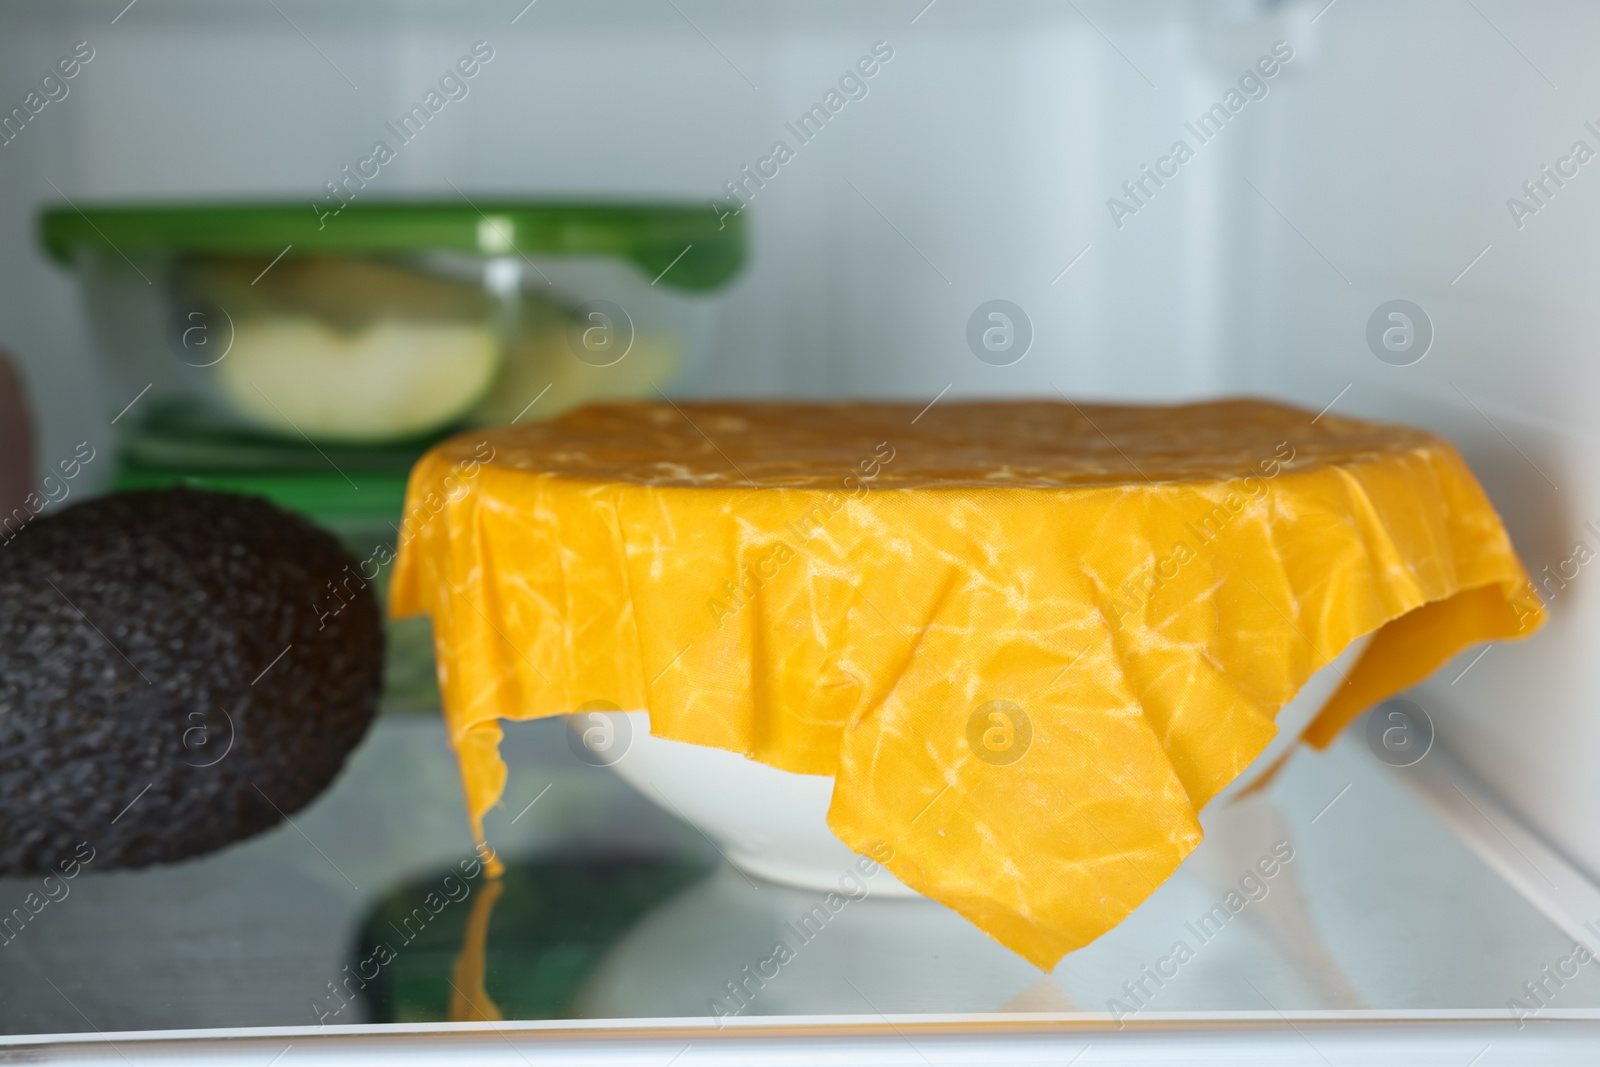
[0,488,382,874]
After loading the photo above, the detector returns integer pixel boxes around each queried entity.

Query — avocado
[0,487,382,873]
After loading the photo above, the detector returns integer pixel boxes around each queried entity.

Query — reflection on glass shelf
[352,853,710,1024]
[0,712,1596,1038]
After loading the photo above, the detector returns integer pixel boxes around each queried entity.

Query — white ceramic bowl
[569,634,1372,896]
[571,710,919,896]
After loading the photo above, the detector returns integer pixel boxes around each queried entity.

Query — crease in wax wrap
[389,398,1545,971]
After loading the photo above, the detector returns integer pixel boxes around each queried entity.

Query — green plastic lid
[39,200,745,292]
[116,461,412,527]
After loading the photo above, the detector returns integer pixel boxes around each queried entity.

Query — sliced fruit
[218,316,501,443]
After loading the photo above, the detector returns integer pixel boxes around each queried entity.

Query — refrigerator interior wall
[1215,0,1600,886]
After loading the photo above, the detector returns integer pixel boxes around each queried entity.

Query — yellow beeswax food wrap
[390,399,1544,970]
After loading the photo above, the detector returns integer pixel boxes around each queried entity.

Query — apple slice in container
[218,315,500,443]
[189,253,504,444]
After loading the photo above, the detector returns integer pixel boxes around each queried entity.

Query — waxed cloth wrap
[389,399,1543,970]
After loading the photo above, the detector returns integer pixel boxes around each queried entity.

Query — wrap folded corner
[390,398,1544,971]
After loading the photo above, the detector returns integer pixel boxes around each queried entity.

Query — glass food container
[38,201,746,469]
[39,200,744,717]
